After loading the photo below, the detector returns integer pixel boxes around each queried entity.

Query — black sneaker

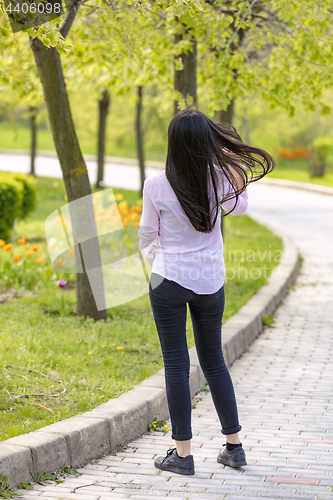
[154,447,195,475]
[217,443,247,467]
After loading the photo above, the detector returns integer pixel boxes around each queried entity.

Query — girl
[138,109,274,476]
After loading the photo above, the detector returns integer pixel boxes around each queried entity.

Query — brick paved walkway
[17,185,333,499]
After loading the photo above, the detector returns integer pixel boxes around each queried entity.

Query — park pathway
[16,182,333,499]
[0,153,159,190]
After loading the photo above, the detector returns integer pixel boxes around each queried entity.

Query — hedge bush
[0,172,37,241]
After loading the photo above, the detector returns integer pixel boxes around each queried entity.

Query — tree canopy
[1,0,333,117]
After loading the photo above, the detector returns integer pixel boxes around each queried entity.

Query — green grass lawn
[268,158,333,188]
[0,123,167,163]
[0,175,283,442]
[269,168,333,188]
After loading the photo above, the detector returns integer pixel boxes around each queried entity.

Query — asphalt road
[0,152,160,191]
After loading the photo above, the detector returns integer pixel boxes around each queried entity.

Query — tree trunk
[309,154,326,178]
[215,100,235,240]
[29,106,37,176]
[214,99,234,125]
[96,89,110,189]
[243,116,251,145]
[30,38,106,321]
[136,86,146,199]
[174,32,197,115]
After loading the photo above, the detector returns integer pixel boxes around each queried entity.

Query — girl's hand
[223,149,247,192]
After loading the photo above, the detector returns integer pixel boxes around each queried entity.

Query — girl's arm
[221,189,248,215]
[228,164,247,192]
[218,150,248,215]
[223,149,247,192]
[138,178,160,266]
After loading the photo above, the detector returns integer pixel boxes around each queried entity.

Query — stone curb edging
[0,234,300,489]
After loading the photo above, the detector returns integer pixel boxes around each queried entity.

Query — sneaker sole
[217,456,247,467]
[154,463,195,475]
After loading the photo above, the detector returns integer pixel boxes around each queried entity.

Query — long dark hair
[165,109,275,233]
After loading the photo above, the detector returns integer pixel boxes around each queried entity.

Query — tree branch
[283,43,330,68]
[219,0,259,62]
[60,0,83,39]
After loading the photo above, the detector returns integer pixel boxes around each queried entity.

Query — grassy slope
[0,175,282,441]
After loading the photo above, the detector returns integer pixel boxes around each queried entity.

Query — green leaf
[56,46,68,55]
[175,57,183,71]
[262,315,274,326]
[26,28,37,38]
[73,44,85,57]
[41,473,55,480]
[0,27,12,38]
[321,105,331,115]
[188,5,196,17]
[38,27,47,38]
[47,32,57,44]
[18,481,34,490]
[37,470,45,480]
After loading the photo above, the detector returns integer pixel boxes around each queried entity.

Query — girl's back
[139,167,248,294]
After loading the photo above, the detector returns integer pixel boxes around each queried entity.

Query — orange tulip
[129,212,140,221]
[4,243,13,251]
[35,258,43,264]
[0,239,6,248]
[17,237,26,245]
[120,209,129,218]
[68,247,75,257]
[56,257,65,268]
[26,250,34,257]
[24,243,31,250]
[32,244,39,252]
[13,255,22,262]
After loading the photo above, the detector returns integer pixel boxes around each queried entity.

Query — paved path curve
[15,181,333,499]
[0,153,159,191]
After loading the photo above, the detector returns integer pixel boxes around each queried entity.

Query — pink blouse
[138,168,249,294]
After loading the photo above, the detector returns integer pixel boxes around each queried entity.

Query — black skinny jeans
[149,272,242,441]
